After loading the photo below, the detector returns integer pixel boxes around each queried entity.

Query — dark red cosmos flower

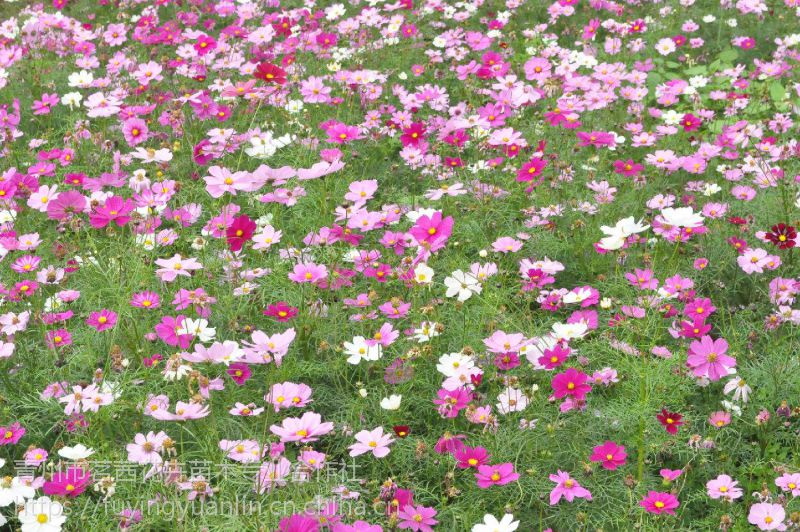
[393,425,410,438]
[263,301,298,322]
[765,223,797,249]
[657,409,684,435]
[254,62,287,85]
[226,215,257,252]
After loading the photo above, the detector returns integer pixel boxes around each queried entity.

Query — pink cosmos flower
[708,411,731,428]
[589,441,627,470]
[349,427,394,458]
[122,118,149,146]
[270,412,334,443]
[131,291,160,309]
[32,93,59,115]
[397,504,438,532]
[748,503,786,530]
[433,387,471,418]
[475,463,519,488]
[255,457,292,494]
[263,302,298,322]
[178,476,213,500]
[288,263,328,284]
[686,335,736,381]
[549,470,592,505]
[325,123,362,144]
[226,214,256,252]
[155,315,193,349]
[706,474,743,500]
[150,401,210,421]
[640,491,679,515]
[204,166,253,198]
[155,254,203,282]
[46,329,72,349]
[126,431,169,465]
[265,382,313,412]
[776,473,800,497]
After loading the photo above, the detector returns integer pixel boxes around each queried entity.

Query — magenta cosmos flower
[640,491,679,515]
[43,465,92,498]
[263,301,298,322]
[0,422,25,445]
[589,441,627,470]
[226,214,256,252]
[89,196,135,228]
[551,368,592,400]
[408,211,453,250]
[454,446,490,469]
[226,362,252,386]
[86,309,118,332]
[475,462,519,488]
[686,335,736,381]
[47,190,87,220]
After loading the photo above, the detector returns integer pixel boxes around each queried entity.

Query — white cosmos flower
[178,318,216,343]
[444,270,482,302]
[130,147,173,163]
[412,322,440,343]
[61,92,83,109]
[551,321,587,341]
[58,444,94,460]
[562,287,593,305]
[497,387,529,415]
[436,352,474,378]
[343,336,382,365]
[472,513,520,532]
[18,496,67,532]
[599,217,650,250]
[405,208,437,223]
[0,476,36,506]
[723,377,751,403]
[67,70,93,88]
[244,131,294,159]
[414,263,434,284]
[380,395,402,410]
[660,207,704,228]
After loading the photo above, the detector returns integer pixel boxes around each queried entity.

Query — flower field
[0,0,800,530]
